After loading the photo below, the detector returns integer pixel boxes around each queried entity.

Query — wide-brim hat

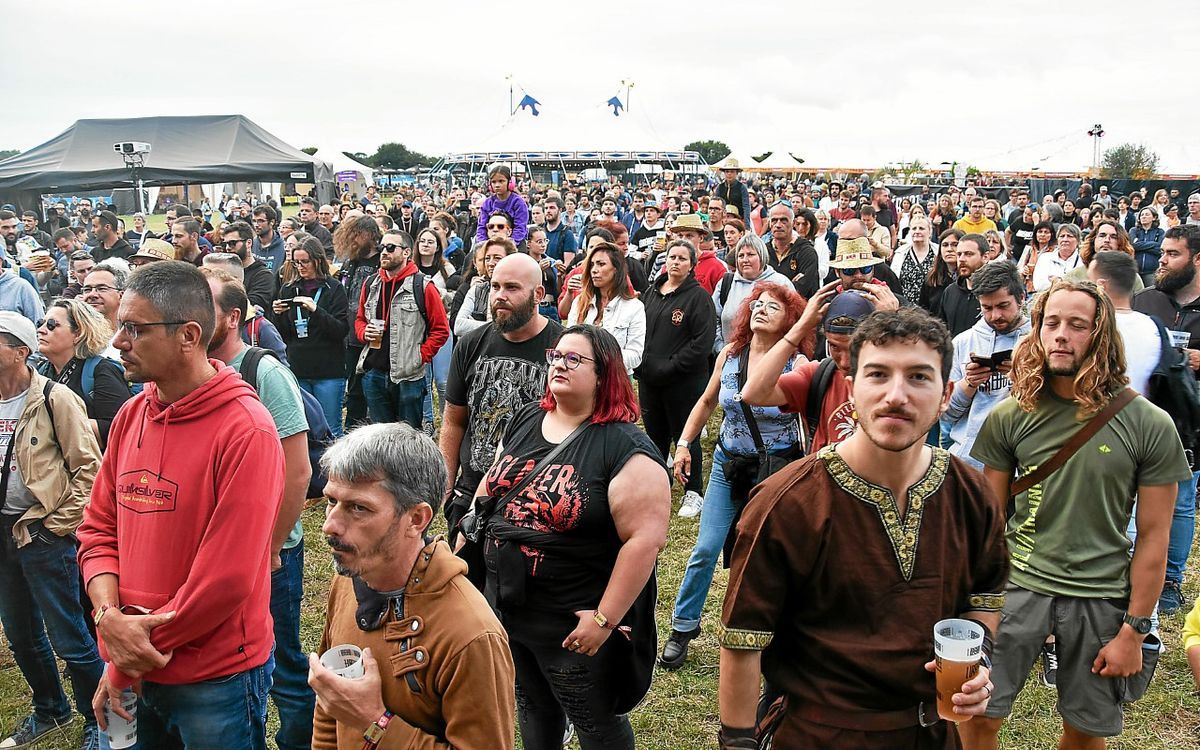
[668,214,709,234]
[715,156,742,171]
[828,237,878,269]
[130,238,175,262]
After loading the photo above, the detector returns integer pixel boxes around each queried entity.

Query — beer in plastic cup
[105,688,138,749]
[320,644,365,679]
[368,319,385,350]
[654,231,666,251]
[933,618,984,722]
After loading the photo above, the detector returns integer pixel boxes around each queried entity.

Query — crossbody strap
[1009,388,1136,497]
[736,351,767,454]
[481,418,592,525]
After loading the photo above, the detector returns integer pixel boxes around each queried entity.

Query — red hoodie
[355,262,450,364]
[693,250,728,295]
[77,363,284,689]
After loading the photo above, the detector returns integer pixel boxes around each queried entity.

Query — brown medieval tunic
[720,446,1009,749]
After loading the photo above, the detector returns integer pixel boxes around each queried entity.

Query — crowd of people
[0,164,1197,750]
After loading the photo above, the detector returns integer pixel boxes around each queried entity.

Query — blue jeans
[297,377,346,438]
[1167,470,1200,584]
[0,517,103,727]
[363,369,426,429]
[136,658,273,750]
[422,334,453,427]
[672,445,739,633]
[269,545,313,750]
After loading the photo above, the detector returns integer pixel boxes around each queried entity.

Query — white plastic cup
[933,618,984,722]
[1169,330,1191,349]
[105,688,138,749]
[368,319,385,350]
[320,644,364,679]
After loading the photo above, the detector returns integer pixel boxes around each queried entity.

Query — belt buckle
[917,701,940,728]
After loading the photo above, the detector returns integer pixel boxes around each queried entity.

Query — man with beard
[79,261,284,749]
[170,218,209,266]
[222,220,275,310]
[90,210,134,263]
[720,308,1008,750]
[354,230,449,430]
[935,233,987,337]
[251,204,286,273]
[202,268,314,750]
[945,261,1031,470]
[964,278,1190,750]
[1134,224,1200,615]
[309,423,515,750]
[440,253,562,541]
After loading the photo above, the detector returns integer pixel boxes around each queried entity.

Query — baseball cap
[823,291,876,334]
[0,311,38,351]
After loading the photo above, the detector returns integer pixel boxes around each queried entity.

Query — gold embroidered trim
[717,624,774,651]
[967,593,1006,612]
[821,445,949,581]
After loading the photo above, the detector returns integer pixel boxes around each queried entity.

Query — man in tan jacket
[309,422,515,750]
[0,311,104,749]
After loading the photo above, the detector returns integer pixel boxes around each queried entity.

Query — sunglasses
[220,239,244,249]
[40,318,66,332]
[486,223,508,231]
[839,264,875,275]
[378,243,409,253]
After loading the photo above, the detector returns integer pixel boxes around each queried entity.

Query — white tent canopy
[310,149,375,183]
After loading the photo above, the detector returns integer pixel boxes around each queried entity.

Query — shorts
[985,584,1128,737]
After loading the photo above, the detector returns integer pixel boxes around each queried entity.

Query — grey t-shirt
[0,391,32,515]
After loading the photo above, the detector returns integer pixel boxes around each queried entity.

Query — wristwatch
[1122,613,1152,635]
[362,710,393,749]
[676,439,690,450]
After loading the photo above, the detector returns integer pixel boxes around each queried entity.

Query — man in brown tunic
[718,308,1009,749]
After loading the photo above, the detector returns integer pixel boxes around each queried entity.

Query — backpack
[718,271,735,308]
[238,346,334,498]
[804,357,838,450]
[1147,317,1200,468]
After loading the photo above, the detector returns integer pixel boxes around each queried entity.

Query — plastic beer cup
[933,618,984,722]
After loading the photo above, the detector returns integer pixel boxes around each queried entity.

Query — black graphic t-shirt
[482,403,665,637]
[445,320,563,491]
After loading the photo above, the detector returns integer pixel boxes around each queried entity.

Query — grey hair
[664,238,697,266]
[93,258,131,290]
[320,423,448,517]
[1056,222,1082,242]
[123,260,215,344]
[734,233,770,268]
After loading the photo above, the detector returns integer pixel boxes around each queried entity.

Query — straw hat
[828,237,878,269]
[668,214,709,234]
[716,156,742,171]
[130,238,175,262]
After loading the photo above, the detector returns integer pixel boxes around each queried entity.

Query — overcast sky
[3,1,1196,174]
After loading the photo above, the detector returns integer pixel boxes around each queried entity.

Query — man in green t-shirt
[203,269,315,750]
[963,278,1191,750]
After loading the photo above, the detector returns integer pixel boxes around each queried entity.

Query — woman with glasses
[636,239,717,516]
[474,325,669,750]
[661,284,809,669]
[565,241,645,376]
[713,234,794,352]
[35,298,131,450]
[272,236,350,436]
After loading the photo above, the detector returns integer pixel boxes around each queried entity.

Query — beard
[206,321,230,353]
[1155,262,1196,295]
[860,408,937,454]
[493,290,536,333]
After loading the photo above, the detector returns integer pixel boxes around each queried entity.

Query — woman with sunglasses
[272,236,350,436]
[36,298,131,450]
[660,283,809,669]
[474,325,669,750]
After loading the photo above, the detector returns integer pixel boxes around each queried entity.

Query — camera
[113,142,151,155]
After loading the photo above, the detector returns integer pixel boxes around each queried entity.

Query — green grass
[2,408,1199,748]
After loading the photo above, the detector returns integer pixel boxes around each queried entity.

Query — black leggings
[343,346,368,428]
[639,376,706,494]
[509,631,635,750]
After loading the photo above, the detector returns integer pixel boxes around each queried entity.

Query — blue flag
[606,96,624,117]
[518,94,541,116]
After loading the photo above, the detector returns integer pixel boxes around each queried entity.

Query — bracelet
[718,725,758,750]
[362,710,393,749]
[93,604,113,628]
[783,336,800,350]
[593,609,633,641]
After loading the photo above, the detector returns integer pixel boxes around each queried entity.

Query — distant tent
[0,115,334,206]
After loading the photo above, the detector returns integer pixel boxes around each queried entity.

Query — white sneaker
[678,490,704,518]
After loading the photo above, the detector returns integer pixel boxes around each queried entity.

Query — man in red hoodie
[355,229,450,430]
[78,261,284,750]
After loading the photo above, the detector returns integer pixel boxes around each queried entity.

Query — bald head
[493,252,542,288]
[837,218,866,239]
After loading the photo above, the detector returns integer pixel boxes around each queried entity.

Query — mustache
[325,536,355,553]
[874,409,915,421]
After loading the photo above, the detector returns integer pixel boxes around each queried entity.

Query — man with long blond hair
[963,278,1191,750]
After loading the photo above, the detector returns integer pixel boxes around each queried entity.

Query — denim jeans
[0,517,103,727]
[672,444,738,633]
[269,545,313,750]
[423,334,453,427]
[1167,470,1200,584]
[509,633,634,750]
[136,658,273,750]
[363,369,426,429]
[297,377,346,438]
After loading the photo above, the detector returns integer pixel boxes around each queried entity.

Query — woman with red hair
[477,325,670,749]
[660,282,811,670]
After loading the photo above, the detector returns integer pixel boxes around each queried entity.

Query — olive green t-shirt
[971,392,1190,598]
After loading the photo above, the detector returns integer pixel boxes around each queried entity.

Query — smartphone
[969,354,993,369]
[990,349,1013,365]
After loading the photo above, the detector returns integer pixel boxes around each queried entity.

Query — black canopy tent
[0,114,335,211]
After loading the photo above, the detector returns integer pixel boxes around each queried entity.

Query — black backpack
[1147,317,1200,468]
[238,346,334,498]
[718,271,735,308]
[804,357,839,450]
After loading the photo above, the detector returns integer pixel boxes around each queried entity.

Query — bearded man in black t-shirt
[440,253,563,540]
